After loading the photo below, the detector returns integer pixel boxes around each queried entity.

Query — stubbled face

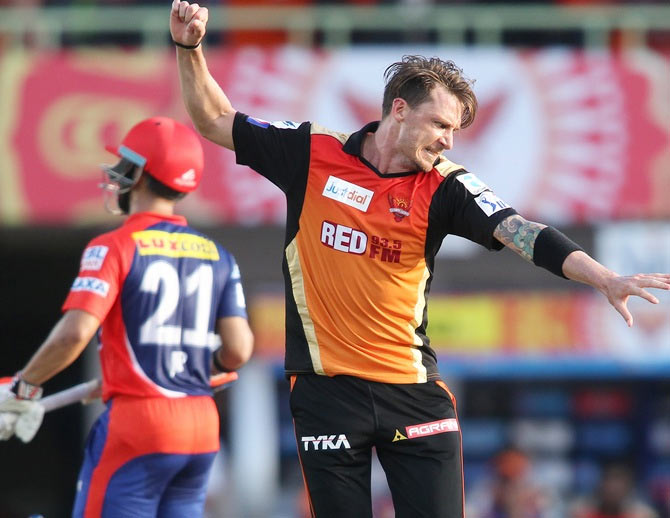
[394,86,463,172]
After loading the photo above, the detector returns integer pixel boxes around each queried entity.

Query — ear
[391,97,408,122]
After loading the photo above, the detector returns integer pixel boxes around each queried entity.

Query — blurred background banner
[1,46,668,225]
[251,285,670,376]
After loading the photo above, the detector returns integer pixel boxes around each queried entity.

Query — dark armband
[212,348,234,373]
[532,226,583,279]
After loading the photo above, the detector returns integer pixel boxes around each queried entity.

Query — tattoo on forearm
[494,215,546,262]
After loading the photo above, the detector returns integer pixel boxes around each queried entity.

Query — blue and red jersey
[62,212,247,401]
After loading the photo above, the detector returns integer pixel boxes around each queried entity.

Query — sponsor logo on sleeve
[231,263,241,279]
[80,245,109,271]
[247,116,270,128]
[322,176,374,212]
[406,418,459,439]
[270,120,299,129]
[456,173,490,195]
[70,276,110,297]
[474,192,511,217]
[235,283,246,309]
[247,117,299,130]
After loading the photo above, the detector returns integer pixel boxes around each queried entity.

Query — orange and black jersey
[233,113,517,384]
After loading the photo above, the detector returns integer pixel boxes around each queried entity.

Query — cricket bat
[2,372,238,414]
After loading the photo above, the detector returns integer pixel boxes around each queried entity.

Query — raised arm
[170,0,236,150]
[494,214,670,327]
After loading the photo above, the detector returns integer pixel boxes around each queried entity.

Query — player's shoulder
[83,225,125,252]
[240,114,309,132]
[436,162,492,195]
[76,225,130,272]
[434,156,466,178]
[309,122,350,146]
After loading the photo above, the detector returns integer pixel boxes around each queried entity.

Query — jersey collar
[342,121,379,158]
[342,121,441,178]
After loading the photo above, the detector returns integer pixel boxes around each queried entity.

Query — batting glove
[0,375,45,443]
[0,410,18,440]
[0,378,17,440]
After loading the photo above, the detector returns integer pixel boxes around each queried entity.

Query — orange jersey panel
[292,134,446,382]
[233,114,515,384]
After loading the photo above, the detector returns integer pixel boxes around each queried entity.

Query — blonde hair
[382,55,477,128]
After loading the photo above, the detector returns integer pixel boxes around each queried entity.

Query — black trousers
[290,374,464,518]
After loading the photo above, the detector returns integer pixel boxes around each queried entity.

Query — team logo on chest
[388,192,412,222]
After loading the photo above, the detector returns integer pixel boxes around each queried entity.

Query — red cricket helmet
[105,117,204,193]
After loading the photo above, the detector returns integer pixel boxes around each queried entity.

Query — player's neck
[129,192,176,217]
[362,119,410,175]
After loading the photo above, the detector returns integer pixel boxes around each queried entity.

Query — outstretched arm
[561,252,670,327]
[494,214,670,327]
[492,214,546,262]
[170,0,236,150]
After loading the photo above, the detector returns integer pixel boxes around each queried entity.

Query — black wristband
[532,226,583,279]
[212,348,233,373]
[173,40,201,50]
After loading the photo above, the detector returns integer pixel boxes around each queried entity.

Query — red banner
[1,47,668,225]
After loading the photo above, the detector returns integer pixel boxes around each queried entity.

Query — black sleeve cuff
[532,226,583,279]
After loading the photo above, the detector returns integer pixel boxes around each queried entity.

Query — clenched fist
[170,0,209,48]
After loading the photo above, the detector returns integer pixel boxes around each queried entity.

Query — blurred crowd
[465,450,662,518]
[2,0,669,6]
[4,0,667,50]
[253,448,669,518]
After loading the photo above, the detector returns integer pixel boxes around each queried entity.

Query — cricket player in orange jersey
[170,3,670,516]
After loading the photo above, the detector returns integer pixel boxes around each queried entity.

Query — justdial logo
[322,176,374,212]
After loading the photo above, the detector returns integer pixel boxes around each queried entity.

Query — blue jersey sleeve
[216,251,248,320]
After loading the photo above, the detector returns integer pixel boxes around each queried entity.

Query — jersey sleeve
[61,234,123,321]
[216,251,248,320]
[431,170,517,250]
[232,111,311,193]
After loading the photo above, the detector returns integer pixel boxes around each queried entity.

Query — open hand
[602,273,670,327]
